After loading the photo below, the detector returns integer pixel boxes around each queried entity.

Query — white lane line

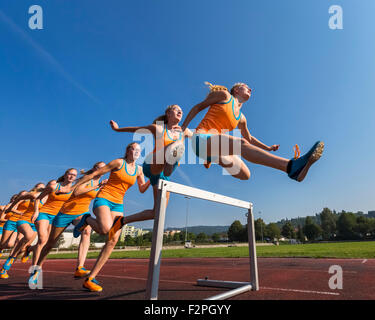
[362,259,367,264]
[261,286,340,296]
[11,268,196,285]
[10,268,342,296]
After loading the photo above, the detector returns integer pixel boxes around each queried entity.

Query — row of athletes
[0,82,324,292]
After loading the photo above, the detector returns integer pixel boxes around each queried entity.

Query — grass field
[32,241,375,260]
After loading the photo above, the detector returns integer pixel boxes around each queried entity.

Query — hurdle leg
[247,205,259,290]
[145,181,167,300]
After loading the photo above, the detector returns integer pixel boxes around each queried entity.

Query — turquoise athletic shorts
[191,132,214,162]
[3,220,18,232]
[142,162,178,186]
[53,211,86,228]
[36,212,56,224]
[17,220,37,232]
[93,198,123,213]
[0,227,3,235]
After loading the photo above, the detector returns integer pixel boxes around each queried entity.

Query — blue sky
[1,0,375,230]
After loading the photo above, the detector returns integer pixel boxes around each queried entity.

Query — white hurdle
[145,179,259,300]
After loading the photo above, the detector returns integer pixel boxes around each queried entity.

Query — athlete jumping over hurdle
[181,82,324,182]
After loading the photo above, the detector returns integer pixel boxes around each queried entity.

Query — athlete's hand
[268,144,280,152]
[110,120,119,131]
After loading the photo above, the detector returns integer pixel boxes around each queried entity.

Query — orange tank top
[153,126,182,152]
[40,183,72,216]
[196,95,242,133]
[60,180,100,215]
[96,160,138,204]
[20,199,44,223]
[8,199,31,222]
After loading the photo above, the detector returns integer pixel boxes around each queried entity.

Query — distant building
[120,225,149,241]
[164,230,181,237]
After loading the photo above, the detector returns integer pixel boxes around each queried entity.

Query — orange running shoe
[21,246,32,263]
[83,277,103,292]
[108,216,124,241]
[0,269,9,279]
[74,266,90,278]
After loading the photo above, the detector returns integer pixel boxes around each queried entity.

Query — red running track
[0,257,374,300]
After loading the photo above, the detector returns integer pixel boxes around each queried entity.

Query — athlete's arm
[238,114,279,152]
[5,192,33,214]
[137,166,151,194]
[72,159,122,196]
[181,90,230,131]
[110,121,157,136]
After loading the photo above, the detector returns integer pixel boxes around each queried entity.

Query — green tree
[303,216,322,241]
[211,233,221,242]
[124,235,135,246]
[228,220,244,242]
[354,216,374,239]
[281,221,295,239]
[91,232,106,243]
[264,223,281,240]
[296,224,305,243]
[336,212,358,240]
[254,218,266,241]
[320,208,337,240]
[196,232,208,243]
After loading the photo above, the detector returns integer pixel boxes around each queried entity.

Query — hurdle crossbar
[145,180,259,300]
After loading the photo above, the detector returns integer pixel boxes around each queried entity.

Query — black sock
[286,160,292,174]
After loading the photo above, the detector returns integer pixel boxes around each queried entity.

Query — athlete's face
[65,169,77,183]
[167,105,183,123]
[127,144,141,161]
[235,85,252,102]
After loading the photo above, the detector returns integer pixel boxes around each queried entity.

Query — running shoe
[3,257,15,271]
[108,216,124,241]
[288,141,324,182]
[74,266,91,278]
[83,277,103,292]
[21,246,32,263]
[73,214,90,238]
[0,269,9,279]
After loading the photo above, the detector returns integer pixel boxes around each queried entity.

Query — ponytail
[57,168,77,183]
[80,162,105,177]
[204,81,229,93]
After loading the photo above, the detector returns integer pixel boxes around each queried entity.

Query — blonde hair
[30,183,45,193]
[204,81,229,93]
[153,105,177,125]
[230,82,249,95]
